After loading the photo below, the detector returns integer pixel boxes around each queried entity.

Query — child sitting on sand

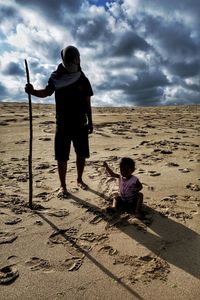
[103,157,143,218]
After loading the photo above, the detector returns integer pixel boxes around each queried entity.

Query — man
[25,45,93,197]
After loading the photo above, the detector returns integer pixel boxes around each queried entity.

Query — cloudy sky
[0,0,200,106]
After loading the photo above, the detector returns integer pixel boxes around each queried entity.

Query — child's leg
[113,196,121,209]
[106,196,121,213]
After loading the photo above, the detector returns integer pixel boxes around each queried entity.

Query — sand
[0,103,200,300]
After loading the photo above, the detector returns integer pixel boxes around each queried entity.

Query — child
[103,157,143,218]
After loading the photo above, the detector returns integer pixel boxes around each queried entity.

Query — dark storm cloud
[3,62,24,76]
[143,14,199,61]
[28,60,53,77]
[183,81,200,93]
[119,3,200,105]
[97,67,169,106]
[0,2,23,32]
[109,57,147,70]
[169,61,200,78]
[74,14,111,46]
[142,0,200,25]
[112,31,150,56]
[30,39,61,62]
[127,87,164,106]
[0,4,18,20]
[166,87,200,105]
[15,0,83,22]
[0,82,7,100]
[100,69,169,93]
[125,70,169,93]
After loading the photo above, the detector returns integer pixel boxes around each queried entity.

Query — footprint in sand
[38,137,51,141]
[178,168,191,173]
[114,254,170,284]
[137,169,146,174]
[79,232,108,242]
[0,121,8,126]
[186,183,200,191]
[35,162,50,170]
[98,245,118,256]
[25,257,51,272]
[0,232,18,244]
[34,220,44,226]
[16,174,28,182]
[48,228,78,245]
[89,214,105,225]
[3,217,22,225]
[15,139,27,145]
[62,257,83,271]
[165,162,179,167]
[43,128,55,134]
[0,265,19,285]
[48,167,57,174]
[47,209,69,218]
[169,211,193,221]
[160,149,173,154]
[148,171,161,176]
[147,185,154,191]
[77,240,92,252]
[35,192,50,201]
[7,255,20,265]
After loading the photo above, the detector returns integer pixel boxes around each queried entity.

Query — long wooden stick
[25,59,33,209]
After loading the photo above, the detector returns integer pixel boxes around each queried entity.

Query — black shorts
[55,125,89,161]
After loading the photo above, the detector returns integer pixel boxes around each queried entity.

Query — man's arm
[85,96,93,134]
[25,83,54,98]
[103,162,119,179]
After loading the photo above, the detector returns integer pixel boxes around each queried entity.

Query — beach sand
[0,103,200,300]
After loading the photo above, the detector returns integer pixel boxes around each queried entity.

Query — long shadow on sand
[71,188,200,279]
[35,210,144,300]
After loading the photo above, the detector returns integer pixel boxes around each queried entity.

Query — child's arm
[135,179,143,192]
[103,162,119,178]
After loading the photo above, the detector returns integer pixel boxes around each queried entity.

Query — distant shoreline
[0,101,199,110]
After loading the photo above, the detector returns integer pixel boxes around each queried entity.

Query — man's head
[61,45,80,73]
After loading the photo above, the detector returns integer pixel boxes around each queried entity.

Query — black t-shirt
[47,64,93,128]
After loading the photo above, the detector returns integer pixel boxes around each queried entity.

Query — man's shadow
[71,187,200,279]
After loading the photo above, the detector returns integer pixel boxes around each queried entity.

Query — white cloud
[122,0,139,16]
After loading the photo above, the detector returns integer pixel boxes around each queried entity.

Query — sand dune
[0,103,200,300]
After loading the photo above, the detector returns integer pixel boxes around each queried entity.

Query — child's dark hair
[120,157,135,170]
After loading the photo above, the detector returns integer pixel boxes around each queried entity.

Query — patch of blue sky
[88,0,115,7]
[0,31,16,54]
[0,41,16,54]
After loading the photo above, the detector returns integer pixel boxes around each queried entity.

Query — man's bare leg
[57,160,68,196]
[76,156,88,189]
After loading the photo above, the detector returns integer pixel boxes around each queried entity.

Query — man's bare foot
[57,187,69,199]
[77,180,88,190]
